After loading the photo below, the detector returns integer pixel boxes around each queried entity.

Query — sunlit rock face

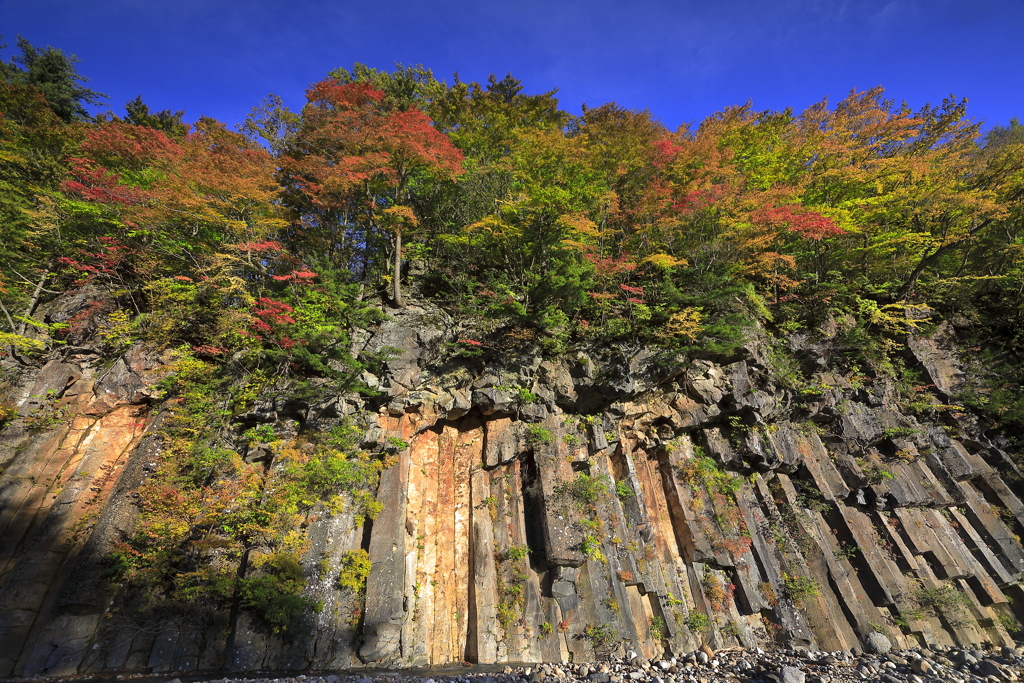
[2,298,1023,676]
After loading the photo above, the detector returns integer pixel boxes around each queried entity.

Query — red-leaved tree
[281,80,463,307]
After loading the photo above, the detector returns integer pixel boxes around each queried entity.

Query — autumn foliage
[4,43,1024,635]
[0,49,1021,366]
[0,53,1021,368]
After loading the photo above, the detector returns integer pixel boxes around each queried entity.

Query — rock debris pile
[11,643,1024,683]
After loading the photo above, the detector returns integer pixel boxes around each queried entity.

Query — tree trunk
[393,226,405,308]
[17,264,52,334]
[0,297,16,332]
[0,296,19,362]
[895,218,994,301]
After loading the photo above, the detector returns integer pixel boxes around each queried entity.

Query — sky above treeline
[3,0,1023,132]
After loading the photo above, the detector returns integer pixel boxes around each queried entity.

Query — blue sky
[3,0,1022,132]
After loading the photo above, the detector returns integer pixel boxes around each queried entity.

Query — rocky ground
[5,642,1024,683]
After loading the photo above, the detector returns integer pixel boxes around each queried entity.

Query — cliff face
[2,298,1024,676]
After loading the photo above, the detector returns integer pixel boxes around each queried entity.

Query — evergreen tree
[0,36,106,122]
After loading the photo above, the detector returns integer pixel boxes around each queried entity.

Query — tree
[452,126,608,322]
[65,116,286,278]
[102,95,189,137]
[0,36,106,122]
[412,73,573,301]
[280,79,463,307]
[0,81,78,345]
[328,62,439,111]
[239,94,300,155]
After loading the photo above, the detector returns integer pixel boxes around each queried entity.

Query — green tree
[97,95,189,137]
[0,36,106,122]
[0,81,78,344]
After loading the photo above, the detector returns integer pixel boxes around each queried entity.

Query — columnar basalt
[1,302,1024,676]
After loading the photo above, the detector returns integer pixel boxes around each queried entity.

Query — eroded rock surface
[2,302,1024,676]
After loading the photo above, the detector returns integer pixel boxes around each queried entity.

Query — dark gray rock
[519,402,549,422]
[472,387,515,414]
[973,659,1003,678]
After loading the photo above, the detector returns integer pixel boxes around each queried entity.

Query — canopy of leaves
[0,52,1021,377]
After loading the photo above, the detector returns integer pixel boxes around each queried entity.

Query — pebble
[20,642,1024,683]
[911,659,933,675]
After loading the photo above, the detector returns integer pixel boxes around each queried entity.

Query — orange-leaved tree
[280,79,463,307]
[62,117,285,347]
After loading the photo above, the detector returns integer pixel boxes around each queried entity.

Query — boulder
[779,666,805,683]
[864,631,891,654]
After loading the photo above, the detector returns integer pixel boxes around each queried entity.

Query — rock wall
[0,346,158,676]
[2,301,1024,676]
